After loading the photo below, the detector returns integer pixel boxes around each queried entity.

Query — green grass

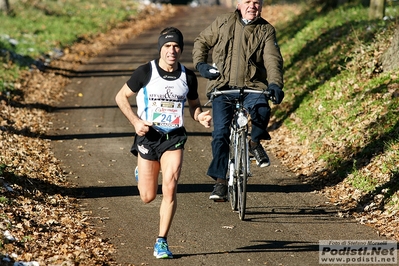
[273,1,399,208]
[349,160,379,192]
[0,0,140,91]
[276,2,398,151]
[0,196,8,204]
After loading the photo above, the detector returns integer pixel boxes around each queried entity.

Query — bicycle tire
[228,129,238,211]
[237,129,248,220]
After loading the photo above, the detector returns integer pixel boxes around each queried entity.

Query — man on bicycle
[192,0,284,200]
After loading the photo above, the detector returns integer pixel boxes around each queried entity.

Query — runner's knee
[140,193,156,203]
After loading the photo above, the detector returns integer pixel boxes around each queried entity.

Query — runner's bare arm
[115,83,152,136]
[188,98,212,128]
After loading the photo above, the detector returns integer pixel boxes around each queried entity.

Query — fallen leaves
[0,172,116,265]
[267,116,399,241]
[1,3,178,265]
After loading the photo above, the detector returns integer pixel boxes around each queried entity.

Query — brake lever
[204,94,215,106]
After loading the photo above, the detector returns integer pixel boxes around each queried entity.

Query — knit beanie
[158,31,184,52]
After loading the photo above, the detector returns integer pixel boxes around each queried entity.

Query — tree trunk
[0,0,10,14]
[369,0,386,19]
[381,27,399,72]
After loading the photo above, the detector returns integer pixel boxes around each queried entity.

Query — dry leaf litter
[1,4,178,265]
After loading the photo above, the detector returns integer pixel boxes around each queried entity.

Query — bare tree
[369,0,386,19]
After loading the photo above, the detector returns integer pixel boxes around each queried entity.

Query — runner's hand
[134,120,152,136]
[198,110,212,128]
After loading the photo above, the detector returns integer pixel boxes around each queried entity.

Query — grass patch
[0,196,8,204]
[349,160,379,192]
[273,1,399,208]
[0,0,140,91]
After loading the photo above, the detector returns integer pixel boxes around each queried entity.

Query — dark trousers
[207,92,271,180]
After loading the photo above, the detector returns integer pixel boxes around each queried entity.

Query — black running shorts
[131,126,187,161]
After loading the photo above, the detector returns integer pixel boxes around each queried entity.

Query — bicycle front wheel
[236,129,248,220]
[228,129,238,211]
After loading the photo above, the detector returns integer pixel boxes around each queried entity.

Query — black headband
[158,32,184,52]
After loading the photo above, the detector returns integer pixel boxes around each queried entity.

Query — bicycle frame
[229,110,249,220]
[206,87,271,220]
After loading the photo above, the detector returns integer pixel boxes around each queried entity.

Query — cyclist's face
[237,0,262,21]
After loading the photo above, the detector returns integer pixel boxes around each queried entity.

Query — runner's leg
[158,149,183,237]
[137,154,160,203]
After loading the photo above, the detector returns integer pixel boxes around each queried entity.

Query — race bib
[150,101,183,132]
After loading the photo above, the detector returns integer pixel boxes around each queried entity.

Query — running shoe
[135,166,139,182]
[153,238,173,259]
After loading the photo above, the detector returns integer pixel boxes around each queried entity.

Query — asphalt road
[49,5,390,266]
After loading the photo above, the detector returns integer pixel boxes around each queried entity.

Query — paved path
[49,5,389,266]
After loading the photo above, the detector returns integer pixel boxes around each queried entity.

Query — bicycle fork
[228,127,252,187]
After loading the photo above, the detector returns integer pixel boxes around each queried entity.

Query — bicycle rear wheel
[236,130,248,220]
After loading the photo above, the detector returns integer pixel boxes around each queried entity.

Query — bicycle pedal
[213,198,227,202]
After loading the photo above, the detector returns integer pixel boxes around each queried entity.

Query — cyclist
[116,27,212,258]
[192,0,284,200]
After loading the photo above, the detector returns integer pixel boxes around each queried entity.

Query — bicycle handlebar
[204,88,272,106]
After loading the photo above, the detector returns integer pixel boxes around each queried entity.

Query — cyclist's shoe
[209,183,228,200]
[153,238,173,259]
[135,166,139,182]
[249,143,270,167]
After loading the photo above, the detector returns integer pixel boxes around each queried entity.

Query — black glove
[197,62,220,80]
[268,84,284,104]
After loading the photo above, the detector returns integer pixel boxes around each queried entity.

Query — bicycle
[205,87,272,220]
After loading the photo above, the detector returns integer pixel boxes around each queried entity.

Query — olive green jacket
[192,10,284,94]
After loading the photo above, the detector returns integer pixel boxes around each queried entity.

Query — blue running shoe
[153,238,173,259]
[135,166,139,182]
